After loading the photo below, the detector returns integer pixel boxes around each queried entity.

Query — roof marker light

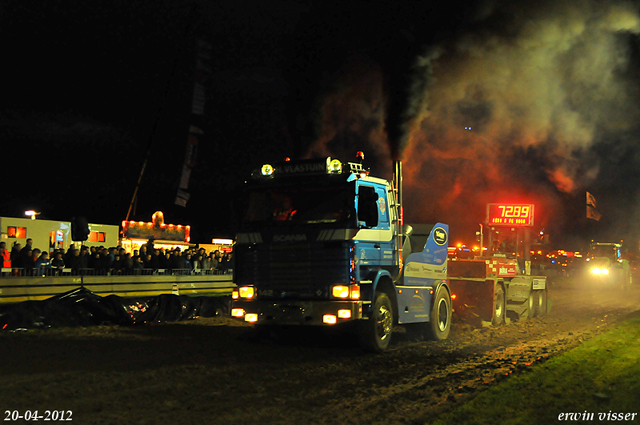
[328,159,343,174]
[261,164,274,176]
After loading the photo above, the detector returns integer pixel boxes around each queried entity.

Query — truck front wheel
[425,286,452,340]
[492,285,505,325]
[359,291,394,352]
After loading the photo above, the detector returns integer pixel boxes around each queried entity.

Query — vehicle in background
[583,242,631,288]
[547,250,585,278]
[447,206,550,326]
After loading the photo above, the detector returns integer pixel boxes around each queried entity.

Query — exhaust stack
[394,160,404,269]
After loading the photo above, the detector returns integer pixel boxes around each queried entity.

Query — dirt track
[1,283,639,425]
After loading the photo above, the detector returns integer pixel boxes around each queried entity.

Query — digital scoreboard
[486,203,535,227]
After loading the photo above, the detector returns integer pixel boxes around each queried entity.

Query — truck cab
[230,156,452,351]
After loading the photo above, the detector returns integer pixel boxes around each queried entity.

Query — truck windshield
[241,183,355,228]
[590,245,619,259]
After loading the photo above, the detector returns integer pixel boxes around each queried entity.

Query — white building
[0,216,120,253]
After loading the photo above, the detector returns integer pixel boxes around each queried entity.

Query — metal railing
[0,268,232,278]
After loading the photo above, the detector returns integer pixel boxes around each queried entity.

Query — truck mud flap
[448,279,496,324]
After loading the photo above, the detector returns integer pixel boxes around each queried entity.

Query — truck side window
[358,186,379,228]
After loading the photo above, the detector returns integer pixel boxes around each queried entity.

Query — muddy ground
[1,283,639,425]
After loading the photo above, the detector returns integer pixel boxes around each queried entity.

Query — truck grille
[236,241,350,290]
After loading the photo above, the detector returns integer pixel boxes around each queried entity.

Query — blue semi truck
[230,155,452,351]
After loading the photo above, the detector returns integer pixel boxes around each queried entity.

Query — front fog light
[337,309,351,319]
[245,313,259,323]
[323,314,337,325]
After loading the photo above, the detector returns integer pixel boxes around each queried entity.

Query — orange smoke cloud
[307,0,640,242]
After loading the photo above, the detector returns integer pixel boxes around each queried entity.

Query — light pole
[477,223,484,257]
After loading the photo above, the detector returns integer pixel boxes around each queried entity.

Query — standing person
[22,248,35,276]
[10,243,22,266]
[10,242,22,276]
[89,251,100,271]
[144,239,155,257]
[20,238,34,255]
[51,252,65,275]
[64,244,76,265]
[67,249,80,274]
[184,252,193,272]
[175,250,187,270]
[101,248,113,274]
[200,253,211,273]
[211,250,221,272]
[20,238,34,267]
[122,253,133,275]
[225,252,234,273]
[192,254,203,273]
[34,251,52,276]
[0,242,11,271]
[219,251,232,273]
[132,255,144,275]
[141,250,151,269]
[149,249,160,271]
[78,246,90,272]
[112,254,123,275]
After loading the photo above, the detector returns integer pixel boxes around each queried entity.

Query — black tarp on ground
[0,287,230,331]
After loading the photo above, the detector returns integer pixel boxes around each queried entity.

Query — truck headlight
[332,285,349,298]
[231,308,245,318]
[332,285,360,300]
[591,268,609,275]
[238,286,255,299]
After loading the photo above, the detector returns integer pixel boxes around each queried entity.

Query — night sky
[2,0,640,250]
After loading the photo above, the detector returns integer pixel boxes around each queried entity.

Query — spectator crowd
[0,239,234,277]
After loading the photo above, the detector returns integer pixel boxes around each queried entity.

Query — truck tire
[425,285,452,340]
[359,291,394,352]
[492,285,505,326]
[621,270,631,291]
[527,291,535,319]
[534,289,547,317]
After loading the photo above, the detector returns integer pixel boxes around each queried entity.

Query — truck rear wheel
[527,291,535,318]
[425,285,451,340]
[359,291,394,352]
[492,285,505,326]
[534,289,547,317]
[622,270,631,290]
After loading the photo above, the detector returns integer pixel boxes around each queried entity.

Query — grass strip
[431,313,640,425]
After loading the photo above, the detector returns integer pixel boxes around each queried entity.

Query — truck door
[355,183,391,266]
